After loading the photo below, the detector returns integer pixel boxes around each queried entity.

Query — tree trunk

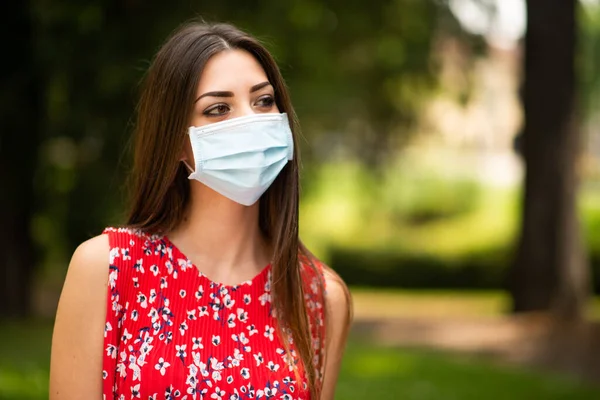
[509,0,589,318]
[0,0,39,318]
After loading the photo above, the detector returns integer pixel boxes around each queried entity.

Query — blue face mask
[185,113,294,206]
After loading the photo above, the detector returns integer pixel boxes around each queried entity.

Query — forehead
[197,49,270,94]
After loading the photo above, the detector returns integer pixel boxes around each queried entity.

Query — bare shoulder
[71,234,110,270]
[322,266,353,324]
[58,233,110,309]
[319,265,352,400]
[50,234,109,399]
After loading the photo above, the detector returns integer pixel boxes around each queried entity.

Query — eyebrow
[195,81,272,103]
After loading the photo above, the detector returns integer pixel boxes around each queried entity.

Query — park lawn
[1,320,600,399]
[339,340,600,399]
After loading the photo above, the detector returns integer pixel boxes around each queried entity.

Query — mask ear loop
[182,160,195,174]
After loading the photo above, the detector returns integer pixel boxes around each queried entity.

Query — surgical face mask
[185,112,294,206]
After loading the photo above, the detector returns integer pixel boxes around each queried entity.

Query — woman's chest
[110,281,308,399]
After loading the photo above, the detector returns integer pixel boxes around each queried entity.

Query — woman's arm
[49,235,109,399]
[320,270,353,400]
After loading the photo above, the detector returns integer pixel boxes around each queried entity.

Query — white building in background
[403,0,526,188]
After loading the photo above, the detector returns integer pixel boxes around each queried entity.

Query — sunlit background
[3,0,600,398]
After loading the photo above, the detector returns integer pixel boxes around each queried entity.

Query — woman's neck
[167,185,271,285]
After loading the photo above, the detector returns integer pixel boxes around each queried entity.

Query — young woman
[49,21,351,400]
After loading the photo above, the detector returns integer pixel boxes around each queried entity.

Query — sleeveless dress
[102,227,325,400]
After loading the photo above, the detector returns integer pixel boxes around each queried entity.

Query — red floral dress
[102,227,325,400]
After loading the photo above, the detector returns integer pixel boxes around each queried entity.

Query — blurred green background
[4,0,600,399]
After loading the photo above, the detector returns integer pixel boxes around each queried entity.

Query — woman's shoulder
[299,251,348,297]
[299,250,352,322]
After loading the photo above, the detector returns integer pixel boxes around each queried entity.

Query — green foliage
[301,161,600,293]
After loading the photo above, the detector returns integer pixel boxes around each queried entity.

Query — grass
[339,341,600,399]
[2,315,600,399]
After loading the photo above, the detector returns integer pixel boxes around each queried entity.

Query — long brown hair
[126,21,325,398]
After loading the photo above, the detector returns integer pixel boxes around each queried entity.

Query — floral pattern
[102,227,325,400]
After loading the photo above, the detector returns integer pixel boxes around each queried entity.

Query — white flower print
[102,370,108,379]
[116,362,126,378]
[121,328,132,343]
[132,277,139,288]
[148,308,158,322]
[195,285,204,300]
[108,268,118,289]
[192,337,203,350]
[149,288,157,304]
[267,361,280,372]
[243,294,251,305]
[160,276,168,289]
[247,324,258,336]
[104,321,112,338]
[223,295,235,309]
[155,357,170,376]
[211,357,224,371]
[259,292,270,306]
[227,313,236,328]
[253,352,264,366]
[179,321,188,336]
[162,306,173,321]
[129,361,141,381]
[179,289,186,298]
[212,370,222,382]
[211,296,221,311]
[131,309,138,321]
[211,335,220,346]
[176,344,187,359]
[106,344,117,358]
[109,247,120,264]
[226,375,234,384]
[264,387,277,397]
[121,248,131,260]
[240,367,250,379]
[178,258,192,271]
[238,332,249,345]
[134,258,144,273]
[198,305,209,317]
[237,308,248,323]
[136,293,148,309]
[192,351,201,368]
[187,309,197,321]
[281,395,293,400]
[150,264,159,276]
[264,325,274,341]
[211,387,225,400]
[233,348,244,361]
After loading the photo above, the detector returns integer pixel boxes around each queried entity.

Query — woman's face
[190,49,280,127]
[182,48,282,182]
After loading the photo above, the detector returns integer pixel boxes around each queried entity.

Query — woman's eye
[256,96,275,108]
[204,104,229,116]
